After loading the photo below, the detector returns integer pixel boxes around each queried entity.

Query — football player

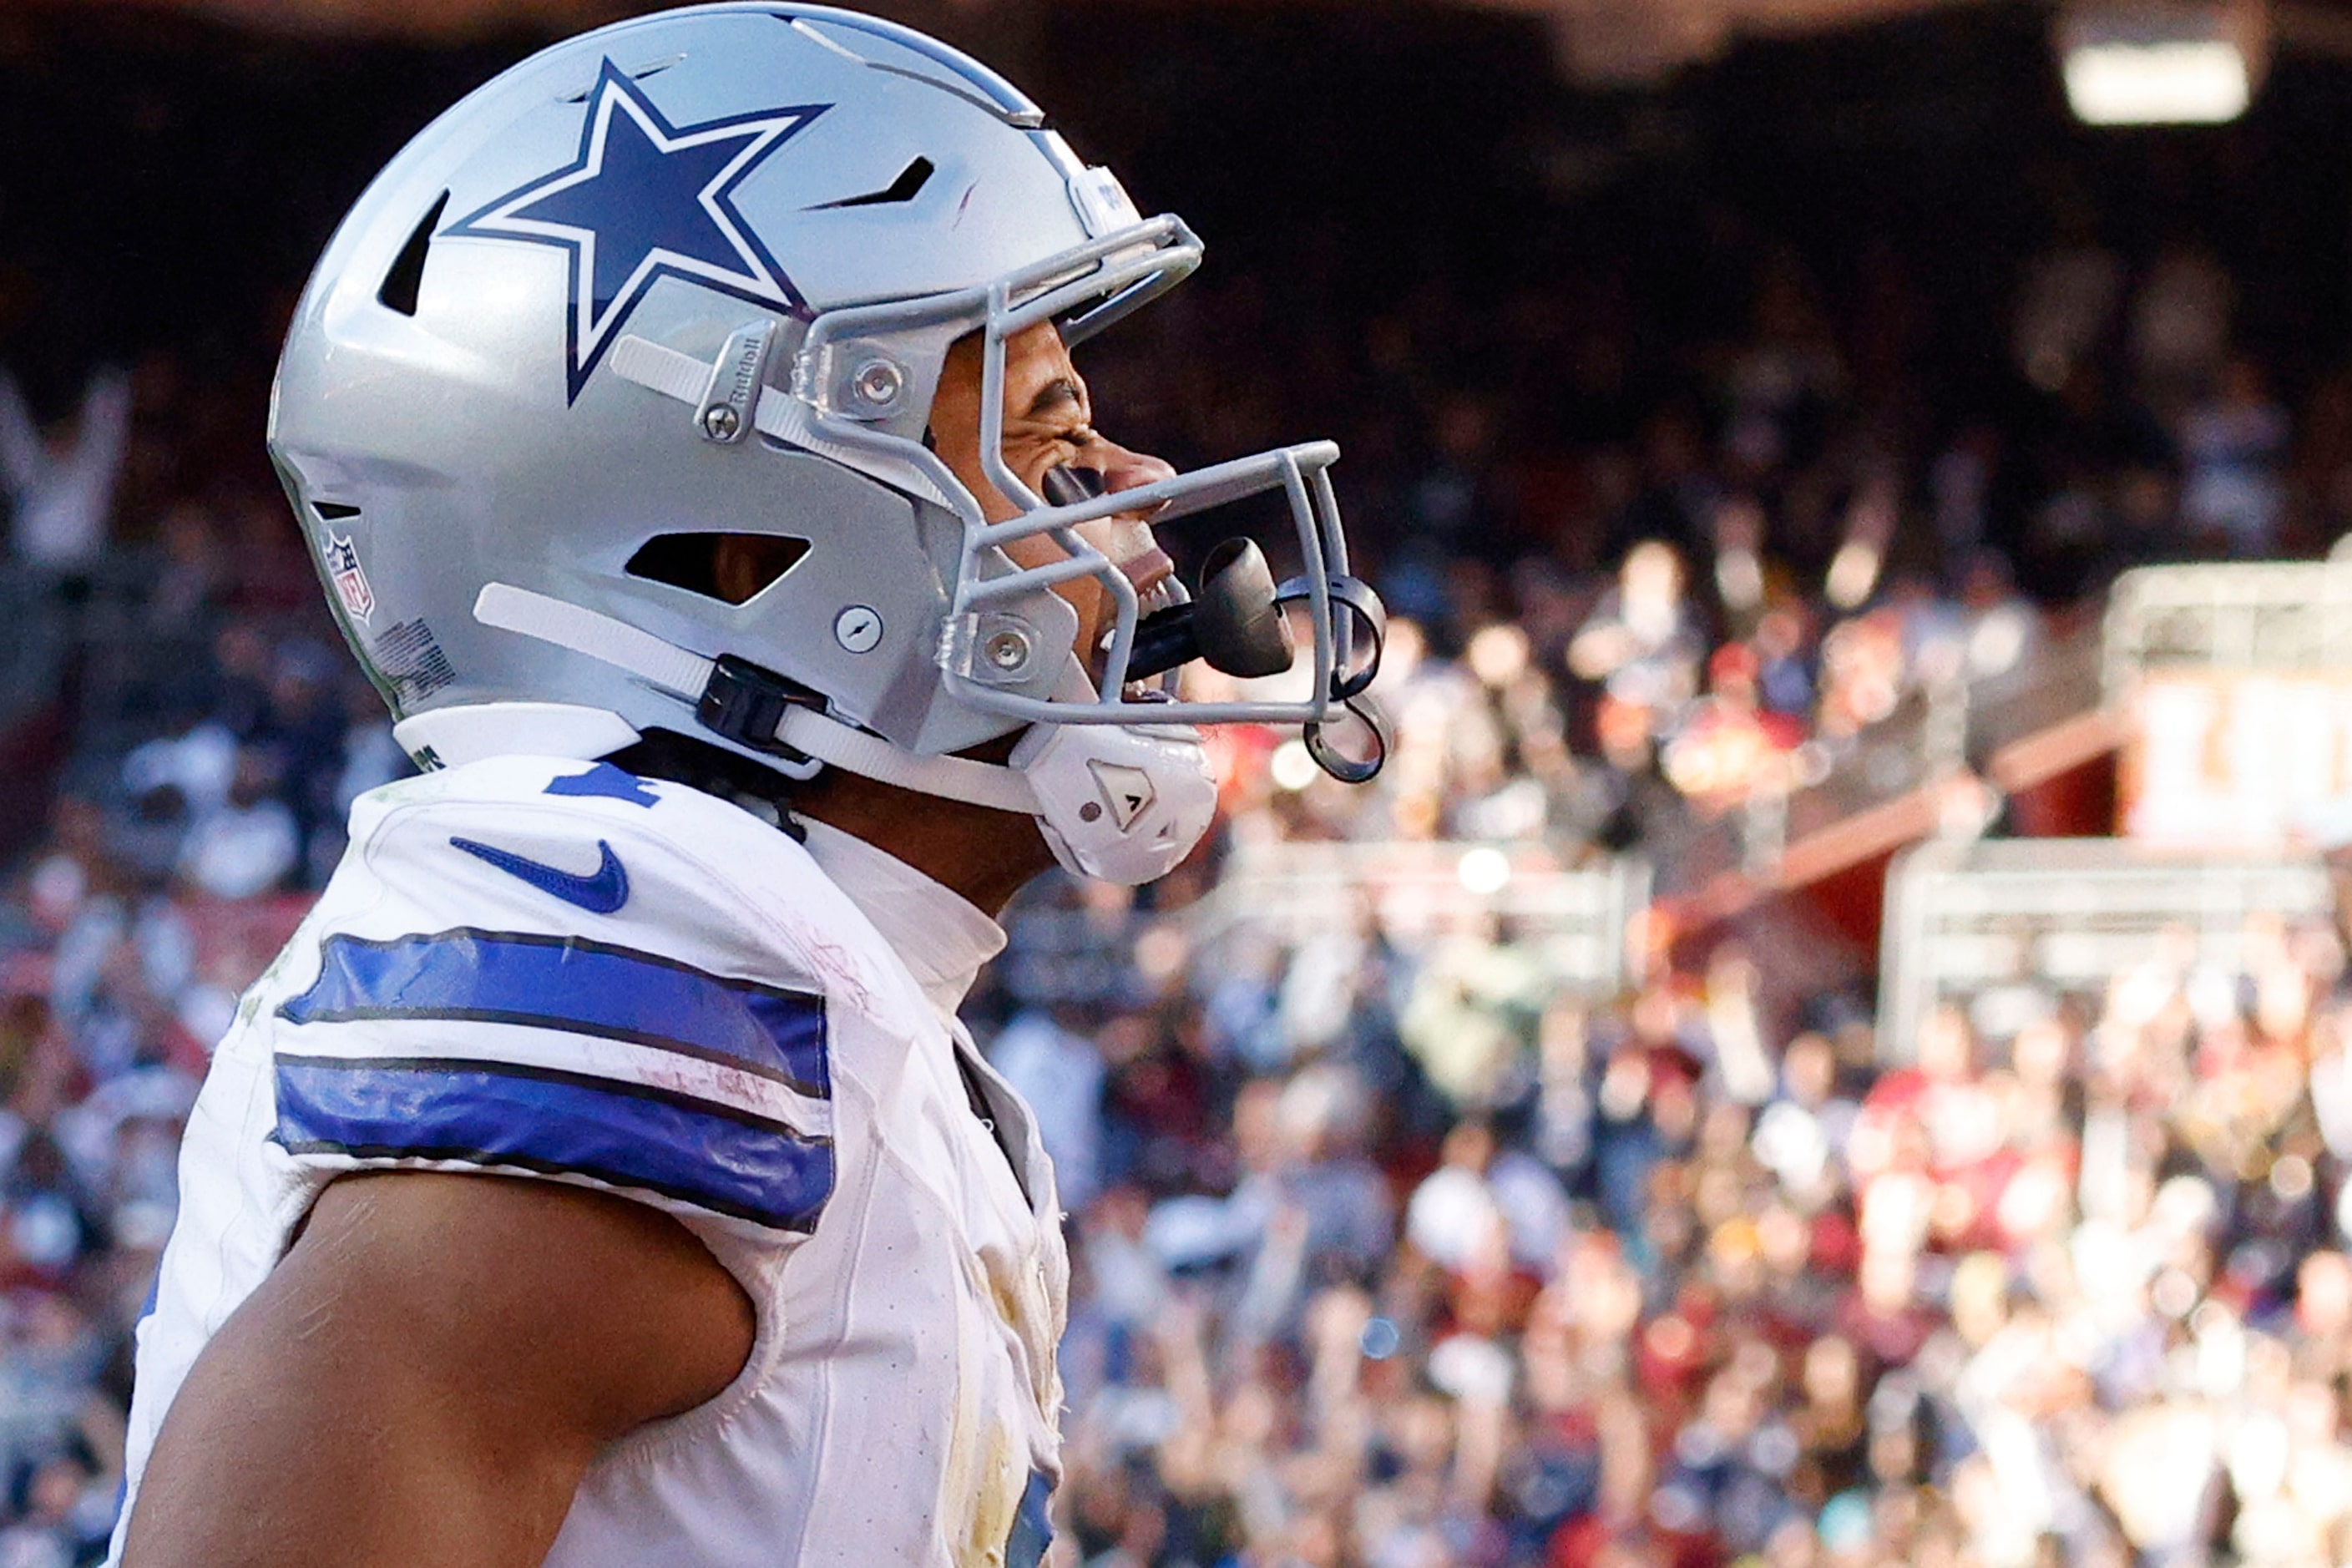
[107,7,1383,1565]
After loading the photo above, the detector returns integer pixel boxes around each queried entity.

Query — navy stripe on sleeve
[280,929,829,1097]
[271,1055,834,1232]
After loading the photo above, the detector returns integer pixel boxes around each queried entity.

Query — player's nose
[1097,443,1177,499]
[1094,442,1177,596]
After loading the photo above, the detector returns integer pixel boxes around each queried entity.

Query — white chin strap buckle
[472,582,1216,884]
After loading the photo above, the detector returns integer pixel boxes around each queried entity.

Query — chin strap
[472,583,1038,815]
[781,705,1035,813]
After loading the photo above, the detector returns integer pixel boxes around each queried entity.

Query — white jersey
[107,756,1069,1567]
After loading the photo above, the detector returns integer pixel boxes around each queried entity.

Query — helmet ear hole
[626,532,810,605]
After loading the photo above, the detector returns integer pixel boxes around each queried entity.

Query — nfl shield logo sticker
[326,534,374,625]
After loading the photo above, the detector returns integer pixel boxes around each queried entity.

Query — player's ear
[622,533,807,605]
[709,534,807,606]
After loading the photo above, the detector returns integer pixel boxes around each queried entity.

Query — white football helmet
[269,3,1383,884]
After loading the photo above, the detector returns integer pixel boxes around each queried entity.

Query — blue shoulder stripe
[271,1056,833,1232]
[281,929,828,1098]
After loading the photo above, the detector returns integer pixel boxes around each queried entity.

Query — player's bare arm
[121,1175,751,1567]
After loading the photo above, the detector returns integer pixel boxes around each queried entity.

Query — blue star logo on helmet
[444,59,827,402]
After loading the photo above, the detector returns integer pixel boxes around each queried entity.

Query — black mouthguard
[1040,464,1110,506]
[1128,539,1295,681]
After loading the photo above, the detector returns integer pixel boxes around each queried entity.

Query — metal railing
[1876,836,2332,1062]
[1001,842,1651,1006]
[1679,616,2109,900]
[2105,560,2352,695]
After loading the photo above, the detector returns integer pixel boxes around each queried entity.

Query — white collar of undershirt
[794,817,1006,1020]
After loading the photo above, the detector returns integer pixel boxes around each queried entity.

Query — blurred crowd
[1075,212,2352,870]
[0,352,406,1566]
[1004,867,2352,1568]
[0,39,2348,1560]
[987,221,2352,1568]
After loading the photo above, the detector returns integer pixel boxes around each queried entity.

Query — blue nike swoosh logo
[448,837,630,914]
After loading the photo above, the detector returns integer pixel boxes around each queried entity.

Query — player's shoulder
[259,756,858,1241]
[331,755,875,990]
[350,752,774,865]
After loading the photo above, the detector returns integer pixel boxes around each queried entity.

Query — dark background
[7,1,2352,471]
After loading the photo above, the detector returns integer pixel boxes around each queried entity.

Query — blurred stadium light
[2056,0,2268,123]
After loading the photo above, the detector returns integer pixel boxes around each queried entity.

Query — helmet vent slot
[626,533,810,606]
[558,54,685,104]
[377,191,448,318]
[810,158,934,211]
[312,502,361,520]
